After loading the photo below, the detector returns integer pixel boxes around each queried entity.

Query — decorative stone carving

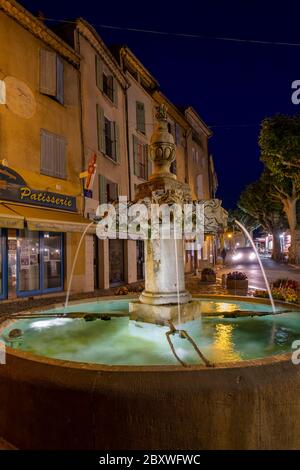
[149,105,176,180]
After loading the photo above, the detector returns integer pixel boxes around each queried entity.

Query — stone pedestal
[129,299,200,325]
[139,238,191,305]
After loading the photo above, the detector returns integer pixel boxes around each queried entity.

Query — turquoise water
[1,299,300,365]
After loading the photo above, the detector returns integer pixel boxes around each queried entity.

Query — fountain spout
[234,220,276,314]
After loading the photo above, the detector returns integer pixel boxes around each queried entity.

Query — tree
[227,208,259,246]
[238,175,287,261]
[259,114,300,263]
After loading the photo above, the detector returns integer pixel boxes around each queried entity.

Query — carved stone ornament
[149,104,176,179]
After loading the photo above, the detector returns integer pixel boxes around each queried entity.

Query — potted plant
[226,271,248,290]
[201,267,216,283]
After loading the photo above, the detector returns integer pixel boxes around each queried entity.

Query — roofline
[76,18,129,88]
[185,106,213,137]
[153,91,189,130]
[0,0,80,66]
[119,45,159,90]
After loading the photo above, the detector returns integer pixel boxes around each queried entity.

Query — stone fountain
[129,105,200,324]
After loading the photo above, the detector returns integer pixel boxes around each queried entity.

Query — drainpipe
[75,27,86,217]
[124,82,132,201]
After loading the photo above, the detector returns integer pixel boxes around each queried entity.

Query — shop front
[0,164,93,300]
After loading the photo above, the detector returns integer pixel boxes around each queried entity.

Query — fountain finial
[156,104,168,121]
[149,105,176,180]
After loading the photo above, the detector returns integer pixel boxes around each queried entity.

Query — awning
[0,203,24,229]
[3,204,95,233]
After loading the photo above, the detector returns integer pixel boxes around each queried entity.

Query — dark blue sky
[20,0,300,208]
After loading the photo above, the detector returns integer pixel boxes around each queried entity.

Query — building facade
[0,0,95,300]
[0,1,222,301]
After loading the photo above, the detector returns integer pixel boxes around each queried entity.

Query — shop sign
[0,164,77,212]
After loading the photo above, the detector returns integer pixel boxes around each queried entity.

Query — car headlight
[249,252,256,261]
[232,253,242,261]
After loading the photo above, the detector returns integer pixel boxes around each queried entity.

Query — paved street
[216,257,300,290]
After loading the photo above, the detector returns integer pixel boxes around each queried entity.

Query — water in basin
[1,298,299,365]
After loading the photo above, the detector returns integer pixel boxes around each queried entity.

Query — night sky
[18,0,300,209]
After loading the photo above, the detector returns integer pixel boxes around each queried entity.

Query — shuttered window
[97,105,120,162]
[99,175,118,204]
[133,135,149,180]
[40,129,66,179]
[40,49,64,104]
[95,55,118,106]
[136,102,146,134]
[175,123,182,146]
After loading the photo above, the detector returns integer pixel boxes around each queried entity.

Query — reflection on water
[213,324,241,362]
[1,298,299,366]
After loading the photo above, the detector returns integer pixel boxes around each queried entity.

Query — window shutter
[133,135,139,176]
[99,175,107,204]
[114,122,120,162]
[175,124,181,146]
[56,56,64,104]
[40,130,66,179]
[110,182,119,201]
[40,49,56,96]
[41,129,53,175]
[145,145,152,180]
[112,77,118,107]
[96,104,105,153]
[95,55,103,91]
[136,102,145,133]
[55,134,66,178]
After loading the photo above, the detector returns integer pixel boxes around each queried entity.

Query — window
[96,105,120,162]
[175,123,182,146]
[103,73,114,102]
[99,175,118,204]
[133,135,150,180]
[43,232,63,290]
[105,118,114,159]
[95,55,118,106]
[168,121,175,139]
[18,230,63,295]
[40,49,64,104]
[136,102,146,134]
[40,129,66,179]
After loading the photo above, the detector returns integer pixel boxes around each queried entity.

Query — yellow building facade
[0,0,92,299]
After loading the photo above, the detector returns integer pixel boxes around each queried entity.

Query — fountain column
[129,105,198,324]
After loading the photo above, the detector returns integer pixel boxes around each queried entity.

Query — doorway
[109,239,125,286]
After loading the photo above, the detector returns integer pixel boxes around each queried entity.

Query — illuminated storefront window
[0,230,64,298]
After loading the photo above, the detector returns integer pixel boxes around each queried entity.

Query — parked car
[226,247,258,265]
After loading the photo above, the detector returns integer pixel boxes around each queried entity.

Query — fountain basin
[0,295,300,450]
